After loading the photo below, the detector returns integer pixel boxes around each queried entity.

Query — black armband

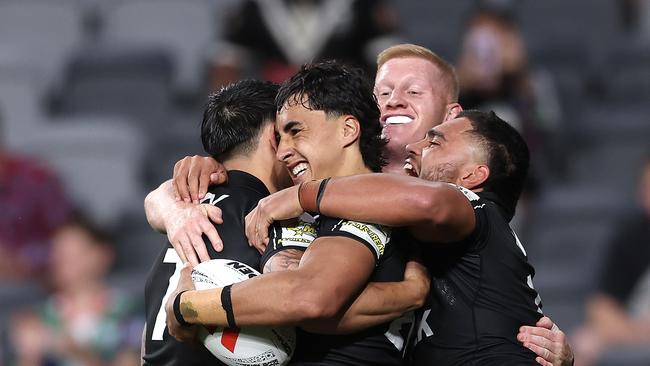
[221,285,237,329]
[173,290,191,327]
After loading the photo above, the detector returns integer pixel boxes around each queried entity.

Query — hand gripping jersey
[143,171,270,366]
[410,186,542,366]
[262,215,412,366]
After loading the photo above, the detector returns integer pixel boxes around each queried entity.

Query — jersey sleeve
[318,216,391,261]
[260,214,318,270]
[448,184,489,252]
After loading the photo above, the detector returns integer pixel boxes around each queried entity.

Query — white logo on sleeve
[448,184,480,202]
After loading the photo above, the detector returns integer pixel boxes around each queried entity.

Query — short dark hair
[459,110,530,215]
[276,61,387,172]
[201,80,279,160]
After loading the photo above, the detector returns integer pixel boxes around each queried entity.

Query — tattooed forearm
[263,249,304,273]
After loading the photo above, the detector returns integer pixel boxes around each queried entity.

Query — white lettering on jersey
[200,193,229,205]
[384,311,414,352]
[151,249,183,340]
[415,309,434,344]
[337,220,390,258]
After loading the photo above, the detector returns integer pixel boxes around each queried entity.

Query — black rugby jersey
[143,170,269,366]
[263,215,411,366]
[410,187,542,366]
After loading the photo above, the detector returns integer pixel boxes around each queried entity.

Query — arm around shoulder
[314,174,476,243]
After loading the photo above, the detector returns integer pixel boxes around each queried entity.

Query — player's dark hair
[276,61,387,172]
[460,110,530,215]
[201,80,279,160]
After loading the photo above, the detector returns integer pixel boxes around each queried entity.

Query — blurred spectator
[572,156,650,366]
[8,215,142,366]
[0,110,72,281]
[455,7,563,182]
[621,0,650,34]
[209,0,400,87]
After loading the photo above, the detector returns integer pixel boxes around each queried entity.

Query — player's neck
[331,149,373,177]
[223,155,283,194]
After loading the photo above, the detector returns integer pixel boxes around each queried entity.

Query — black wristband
[315,177,331,213]
[221,285,237,328]
[173,290,191,327]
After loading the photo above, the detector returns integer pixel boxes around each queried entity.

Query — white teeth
[292,163,309,176]
[385,116,413,125]
[403,162,417,177]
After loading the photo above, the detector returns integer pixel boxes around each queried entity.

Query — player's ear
[444,103,462,122]
[341,116,360,147]
[460,164,489,190]
[265,122,279,151]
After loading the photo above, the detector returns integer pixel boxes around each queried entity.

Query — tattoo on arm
[263,249,304,273]
[181,301,199,320]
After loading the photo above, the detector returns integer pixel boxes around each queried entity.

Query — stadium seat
[0,66,48,149]
[0,0,87,92]
[112,213,166,272]
[393,0,474,60]
[567,143,648,194]
[17,117,147,227]
[53,45,174,130]
[142,119,206,190]
[569,102,650,147]
[101,0,218,97]
[518,0,618,57]
[596,346,650,366]
[601,42,650,103]
[525,209,617,333]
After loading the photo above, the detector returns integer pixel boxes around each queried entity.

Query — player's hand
[245,185,303,253]
[165,263,199,342]
[166,203,224,266]
[403,259,430,309]
[518,316,575,366]
[173,155,227,204]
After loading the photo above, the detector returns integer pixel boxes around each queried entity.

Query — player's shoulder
[201,171,269,207]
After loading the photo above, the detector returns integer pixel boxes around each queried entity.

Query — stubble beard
[421,162,458,184]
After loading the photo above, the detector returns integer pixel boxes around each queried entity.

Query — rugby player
[142,80,290,365]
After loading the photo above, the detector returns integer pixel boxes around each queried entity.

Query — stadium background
[0,0,648,365]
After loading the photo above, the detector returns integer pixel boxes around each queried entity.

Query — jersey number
[151,248,183,340]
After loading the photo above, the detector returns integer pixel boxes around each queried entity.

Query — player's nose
[406,140,421,157]
[276,138,293,162]
[386,90,406,109]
